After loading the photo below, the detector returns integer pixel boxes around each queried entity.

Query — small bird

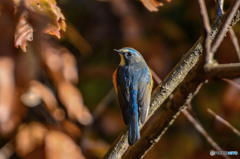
[113,47,153,145]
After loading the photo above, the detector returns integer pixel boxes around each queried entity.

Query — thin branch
[206,63,240,78]
[93,88,115,119]
[223,78,240,90]
[229,28,240,60]
[104,8,240,159]
[182,108,230,159]
[207,109,240,137]
[198,0,212,65]
[151,70,162,84]
[198,0,211,33]
[215,0,240,61]
[211,0,240,54]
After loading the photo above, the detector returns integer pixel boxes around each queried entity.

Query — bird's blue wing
[138,68,153,124]
[113,67,130,124]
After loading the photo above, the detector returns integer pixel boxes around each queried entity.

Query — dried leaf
[12,0,21,12]
[0,58,23,136]
[45,130,85,159]
[40,41,78,84]
[12,0,20,5]
[25,0,66,38]
[82,137,109,158]
[15,11,33,52]
[57,81,93,125]
[16,122,48,157]
[28,80,65,121]
[62,120,81,139]
[40,41,64,83]
[140,0,172,12]
[61,48,79,83]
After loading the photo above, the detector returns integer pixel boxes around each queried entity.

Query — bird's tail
[128,109,140,145]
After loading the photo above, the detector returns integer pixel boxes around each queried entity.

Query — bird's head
[114,47,144,66]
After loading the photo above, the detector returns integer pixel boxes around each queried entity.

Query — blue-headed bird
[113,47,153,145]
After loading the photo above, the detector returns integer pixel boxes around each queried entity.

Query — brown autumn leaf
[61,48,79,83]
[61,120,81,139]
[12,0,21,13]
[40,41,65,83]
[40,41,92,125]
[14,11,33,52]
[140,0,172,12]
[15,122,48,157]
[45,130,86,159]
[40,41,78,84]
[81,137,110,158]
[0,58,23,136]
[24,0,66,38]
[29,80,65,121]
[57,81,93,125]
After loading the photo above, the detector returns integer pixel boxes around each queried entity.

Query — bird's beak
[114,49,122,54]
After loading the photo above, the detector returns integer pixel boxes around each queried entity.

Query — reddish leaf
[40,41,78,83]
[45,130,86,159]
[16,122,48,157]
[40,41,65,83]
[61,120,81,139]
[81,137,110,158]
[28,80,65,121]
[0,58,23,136]
[140,0,172,12]
[14,11,33,52]
[25,0,66,38]
[61,48,79,83]
[57,81,93,125]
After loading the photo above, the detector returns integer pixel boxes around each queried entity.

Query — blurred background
[0,0,240,159]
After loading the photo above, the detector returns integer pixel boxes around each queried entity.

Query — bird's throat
[119,55,126,66]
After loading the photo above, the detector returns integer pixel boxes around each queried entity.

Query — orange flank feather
[112,68,118,94]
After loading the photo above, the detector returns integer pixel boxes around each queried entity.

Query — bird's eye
[126,52,132,57]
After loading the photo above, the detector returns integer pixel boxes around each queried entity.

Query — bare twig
[207,109,240,137]
[182,108,230,159]
[215,0,240,61]
[93,89,115,119]
[206,63,240,78]
[151,70,162,84]
[229,28,240,60]
[198,0,211,33]
[198,0,212,65]
[223,78,240,90]
[211,0,240,54]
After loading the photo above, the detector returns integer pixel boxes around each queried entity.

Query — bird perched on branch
[113,47,153,145]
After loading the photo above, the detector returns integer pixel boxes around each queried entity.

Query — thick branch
[104,9,240,159]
